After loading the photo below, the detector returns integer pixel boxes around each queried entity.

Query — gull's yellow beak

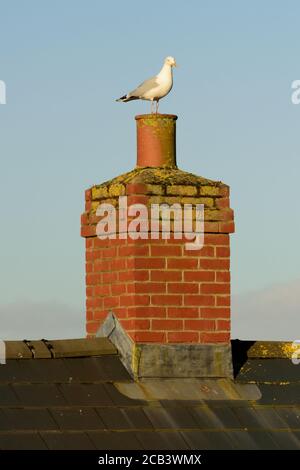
[174,61,179,67]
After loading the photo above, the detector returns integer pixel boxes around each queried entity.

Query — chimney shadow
[231,339,256,378]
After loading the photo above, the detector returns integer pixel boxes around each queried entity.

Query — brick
[200,259,230,270]
[168,307,199,318]
[201,283,230,294]
[86,322,99,334]
[108,183,125,196]
[93,259,111,272]
[152,319,183,330]
[220,186,230,197]
[201,307,230,319]
[86,286,93,297]
[86,297,103,309]
[167,258,198,269]
[133,282,166,294]
[81,226,95,237]
[111,258,127,270]
[120,319,150,330]
[219,221,235,233]
[216,272,230,282]
[131,331,166,342]
[151,294,182,306]
[128,307,166,318]
[92,186,108,199]
[166,185,197,196]
[85,189,92,201]
[103,297,119,308]
[198,197,215,208]
[204,234,229,245]
[93,310,108,321]
[217,319,230,331]
[184,295,215,306]
[86,274,101,286]
[151,245,182,257]
[86,310,94,321]
[81,213,88,225]
[185,246,215,257]
[203,222,219,233]
[125,183,147,194]
[127,195,149,205]
[85,263,93,273]
[86,238,93,249]
[216,197,230,209]
[102,272,118,283]
[94,285,110,296]
[119,270,149,282]
[119,295,150,307]
[111,284,126,295]
[151,271,182,282]
[184,271,215,282]
[217,296,230,306]
[167,332,199,343]
[201,332,230,343]
[112,307,128,318]
[216,247,230,257]
[129,258,166,269]
[199,185,220,196]
[168,283,198,294]
[184,319,215,331]
[118,245,149,257]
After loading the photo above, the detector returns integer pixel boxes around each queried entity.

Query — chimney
[81,114,235,378]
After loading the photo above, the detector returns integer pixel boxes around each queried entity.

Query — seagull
[116,56,177,113]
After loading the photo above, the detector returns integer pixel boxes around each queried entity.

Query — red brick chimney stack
[81,114,235,378]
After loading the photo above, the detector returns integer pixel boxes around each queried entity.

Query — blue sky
[0,1,299,339]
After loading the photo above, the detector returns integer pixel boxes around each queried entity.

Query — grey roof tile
[182,430,235,450]
[144,406,198,429]
[41,431,96,450]
[59,383,113,406]
[13,384,67,407]
[269,431,300,450]
[88,431,143,450]
[0,432,47,450]
[0,385,19,406]
[2,408,58,431]
[137,431,189,450]
[50,407,105,430]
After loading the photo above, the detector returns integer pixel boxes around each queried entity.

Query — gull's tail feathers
[116,94,139,102]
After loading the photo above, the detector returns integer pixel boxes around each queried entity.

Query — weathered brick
[200,332,230,343]
[166,185,197,196]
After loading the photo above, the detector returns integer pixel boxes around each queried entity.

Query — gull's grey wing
[128,76,159,98]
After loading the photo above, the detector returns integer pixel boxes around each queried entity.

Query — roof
[0,338,299,450]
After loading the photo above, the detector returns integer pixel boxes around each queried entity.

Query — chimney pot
[135,114,177,168]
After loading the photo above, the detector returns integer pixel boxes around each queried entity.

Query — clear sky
[0,1,299,340]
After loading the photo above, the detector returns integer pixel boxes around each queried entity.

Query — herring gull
[116,56,177,113]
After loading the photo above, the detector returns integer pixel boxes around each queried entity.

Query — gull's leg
[150,100,154,114]
[156,100,160,114]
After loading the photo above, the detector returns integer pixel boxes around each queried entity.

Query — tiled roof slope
[0,338,299,449]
